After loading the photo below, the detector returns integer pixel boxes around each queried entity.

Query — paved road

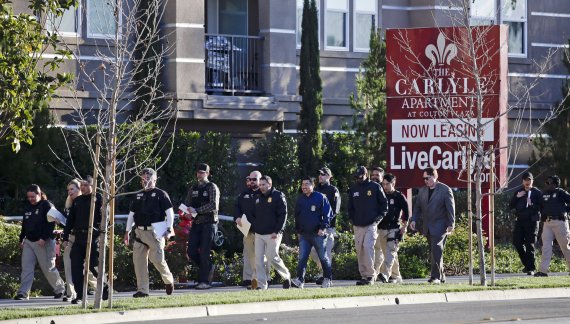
[128,297,570,324]
[1,272,567,309]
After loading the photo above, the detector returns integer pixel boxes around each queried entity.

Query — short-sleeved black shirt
[130,188,173,226]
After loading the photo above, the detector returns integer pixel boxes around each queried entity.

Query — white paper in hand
[236,214,251,236]
[179,203,197,218]
[152,220,168,238]
[47,207,66,226]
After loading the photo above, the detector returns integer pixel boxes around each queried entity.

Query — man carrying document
[124,168,175,298]
[234,171,261,288]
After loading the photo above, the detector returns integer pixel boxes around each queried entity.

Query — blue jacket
[295,191,332,235]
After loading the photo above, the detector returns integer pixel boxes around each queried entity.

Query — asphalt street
[128,297,570,324]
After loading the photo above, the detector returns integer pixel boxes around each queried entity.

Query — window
[501,0,527,57]
[87,0,118,38]
[45,4,80,37]
[325,0,348,50]
[469,0,496,25]
[296,0,320,48]
[353,0,376,51]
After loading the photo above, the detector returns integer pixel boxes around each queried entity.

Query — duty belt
[137,225,153,230]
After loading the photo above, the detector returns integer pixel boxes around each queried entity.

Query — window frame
[352,0,377,52]
[500,0,527,58]
[324,0,349,51]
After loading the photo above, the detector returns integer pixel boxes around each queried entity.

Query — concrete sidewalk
[1,273,569,323]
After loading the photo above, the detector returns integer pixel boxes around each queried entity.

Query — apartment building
[12,0,570,169]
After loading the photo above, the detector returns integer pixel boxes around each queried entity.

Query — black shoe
[315,277,324,285]
[356,278,366,285]
[377,274,387,283]
[165,283,174,295]
[534,271,548,277]
[241,280,252,287]
[54,292,63,299]
[102,285,109,300]
[14,294,27,300]
[132,291,149,298]
[71,298,82,304]
[282,279,291,289]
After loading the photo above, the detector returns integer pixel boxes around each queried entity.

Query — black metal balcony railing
[205,34,264,95]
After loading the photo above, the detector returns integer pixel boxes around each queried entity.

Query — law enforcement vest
[542,188,569,219]
[132,189,166,226]
[190,182,216,224]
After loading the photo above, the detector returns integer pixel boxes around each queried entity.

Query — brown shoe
[251,278,258,290]
[166,283,174,295]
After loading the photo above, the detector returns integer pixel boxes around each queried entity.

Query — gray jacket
[412,182,455,236]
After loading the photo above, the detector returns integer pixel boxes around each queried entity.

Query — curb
[3,288,570,324]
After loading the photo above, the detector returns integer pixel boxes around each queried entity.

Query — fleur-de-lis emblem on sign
[425,33,457,66]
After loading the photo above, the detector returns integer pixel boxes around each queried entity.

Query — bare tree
[50,0,177,308]
[386,0,570,286]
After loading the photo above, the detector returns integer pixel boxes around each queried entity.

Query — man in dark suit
[410,167,455,284]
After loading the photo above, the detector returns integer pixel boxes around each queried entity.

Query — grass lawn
[1,276,570,321]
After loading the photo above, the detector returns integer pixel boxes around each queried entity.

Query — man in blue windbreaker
[291,177,333,289]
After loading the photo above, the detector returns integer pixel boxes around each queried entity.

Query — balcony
[205,34,264,95]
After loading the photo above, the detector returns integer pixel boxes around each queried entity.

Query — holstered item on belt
[133,231,149,248]
[544,215,567,222]
[387,232,404,242]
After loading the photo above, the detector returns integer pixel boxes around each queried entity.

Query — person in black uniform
[250,175,292,290]
[124,168,175,298]
[509,171,542,275]
[377,173,409,283]
[348,166,388,285]
[309,167,340,285]
[63,177,108,304]
[185,163,220,290]
[14,185,65,300]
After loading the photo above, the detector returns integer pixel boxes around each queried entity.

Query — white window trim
[353,0,377,52]
[296,0,321,49]
[47,3,82,38]
[501,0,528,58]
[324,0,349,51]
[86,0,121,39]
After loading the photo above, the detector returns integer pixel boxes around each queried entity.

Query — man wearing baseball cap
[509,171,542,275]
[185,163,220,289]
[309,167,341,285]
[348,166,388,285]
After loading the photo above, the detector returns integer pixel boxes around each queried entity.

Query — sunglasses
[423,176,431,181]
[523,177,532,181]
[246,177,259,181]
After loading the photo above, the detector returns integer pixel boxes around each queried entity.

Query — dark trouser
[427,233,447,281]
[513,219,539,271]
[70,238,99,300]
[187,223,215,283]
[296,233,332,282]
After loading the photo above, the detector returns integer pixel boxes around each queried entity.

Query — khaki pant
[374,228,401,280]
[353,224,378,279]
[133,228,174,294]
[255,233,290,289]
[539,219,570,272]
[243,232,256,281]
[63,234,97,298]
[18,238,65,297]
[309,228,335,276]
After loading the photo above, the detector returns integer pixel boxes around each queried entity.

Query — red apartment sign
[386,26,508,188]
